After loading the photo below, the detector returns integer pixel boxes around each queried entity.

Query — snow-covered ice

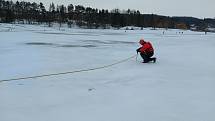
[0,24,215,121]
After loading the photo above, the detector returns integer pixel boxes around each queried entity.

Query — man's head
[139,38,146,45]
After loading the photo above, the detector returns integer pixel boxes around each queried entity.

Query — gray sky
[20,0,214,18]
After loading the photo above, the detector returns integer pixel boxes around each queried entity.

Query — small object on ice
[88,88,95,91]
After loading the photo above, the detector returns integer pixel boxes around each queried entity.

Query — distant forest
[0,0,215,31]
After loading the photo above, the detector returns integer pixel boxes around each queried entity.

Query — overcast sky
[19,0,214,18]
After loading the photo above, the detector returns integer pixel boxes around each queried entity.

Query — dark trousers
[140,51,154,63]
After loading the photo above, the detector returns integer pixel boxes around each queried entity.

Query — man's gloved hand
[136,49,139,54]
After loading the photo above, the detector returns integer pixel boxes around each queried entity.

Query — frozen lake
[0,24,215,121]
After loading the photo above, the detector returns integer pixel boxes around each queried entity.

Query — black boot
[152,57,156,63]
[142,60,149,63]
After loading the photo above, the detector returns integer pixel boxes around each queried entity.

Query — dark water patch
[82,45,97,48]
[35,32,99,36]
[26,42,55,46]
[60,45,80,47]
[81,39,136,45]
[60,44,97,48]
[25,42,97,48]
[81,39,110,44]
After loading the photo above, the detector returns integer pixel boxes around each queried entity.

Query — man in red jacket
[136,39,156,63]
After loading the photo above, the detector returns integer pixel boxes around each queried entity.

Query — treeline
[0,0,214,31]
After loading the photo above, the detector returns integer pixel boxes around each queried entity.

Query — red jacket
[138,42,154,53]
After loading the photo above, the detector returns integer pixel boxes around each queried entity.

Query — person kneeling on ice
[136,38,156,63]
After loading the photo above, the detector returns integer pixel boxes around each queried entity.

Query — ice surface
[0,24,215,121]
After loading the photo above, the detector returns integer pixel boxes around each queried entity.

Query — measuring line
[0,55,136,83]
